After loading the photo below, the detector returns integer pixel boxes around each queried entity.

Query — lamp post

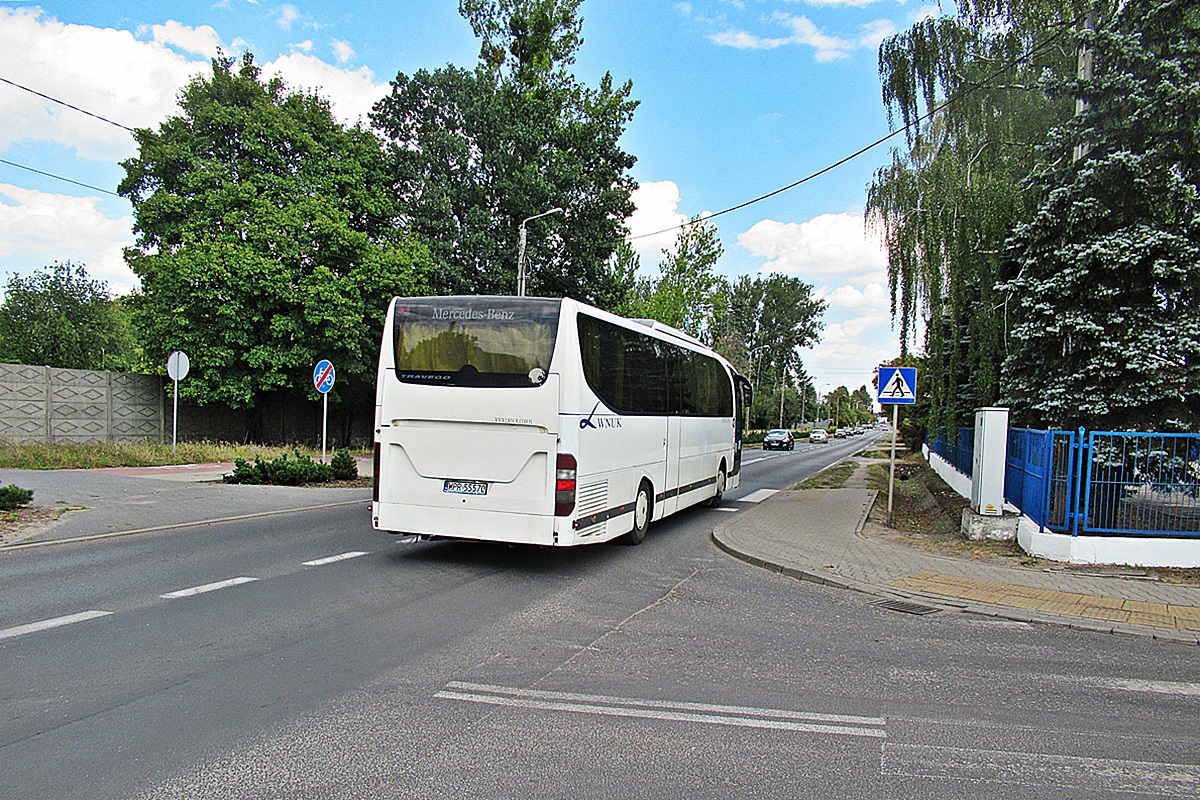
[517,207,564,297]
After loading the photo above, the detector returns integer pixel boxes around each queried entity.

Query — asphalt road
[2,437,1199,799]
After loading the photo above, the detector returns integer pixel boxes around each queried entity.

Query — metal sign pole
[321,392,328,464]
[887,404,899,527]
[172,376,179,455]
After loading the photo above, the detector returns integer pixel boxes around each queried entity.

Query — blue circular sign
[313,360,335,394]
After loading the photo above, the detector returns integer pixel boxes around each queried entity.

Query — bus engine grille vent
[575,481,609,538]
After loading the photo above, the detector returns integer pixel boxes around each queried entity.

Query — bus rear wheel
[622,481,652,545]
[708,466,726,508]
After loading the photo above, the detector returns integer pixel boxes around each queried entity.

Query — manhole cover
[873,599,940,616]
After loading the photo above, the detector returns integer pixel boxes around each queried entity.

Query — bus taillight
[555,453,577,516]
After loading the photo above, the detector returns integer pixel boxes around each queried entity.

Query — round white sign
[167,350,190,381]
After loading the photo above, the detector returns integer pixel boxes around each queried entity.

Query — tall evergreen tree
[1001,0,1200,431]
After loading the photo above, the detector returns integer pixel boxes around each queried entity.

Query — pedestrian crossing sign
[878,367,917,405]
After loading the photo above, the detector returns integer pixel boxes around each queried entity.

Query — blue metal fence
[934,424,1200,536]
[1003,428,1200,537]
[930,427,974,477]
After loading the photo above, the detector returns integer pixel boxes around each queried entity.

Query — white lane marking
[0,610,113,641]
[739,489,780,504]
[711,507,739,513]
[302,551,368,567]
[1077,677,1200,697]
[437,682,886,739]
[161,577,257,599]
[883,743,1200,797]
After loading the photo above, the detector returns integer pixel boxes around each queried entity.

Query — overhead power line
[0,76,137,133]
[0,158,121,197]
[629,15,1080,243]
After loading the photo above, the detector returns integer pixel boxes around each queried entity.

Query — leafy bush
[0,484,33,510]
[224,451,333,485]
[329,450,358,481]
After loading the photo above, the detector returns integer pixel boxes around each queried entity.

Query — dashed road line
[0,610,113,641]
[738,489,780,504]
[302,551,369,567]
[436,681,886,738]
[161,577,257,599]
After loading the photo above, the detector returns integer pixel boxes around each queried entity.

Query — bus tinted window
[578,314,732,417]
[393,297,561,387]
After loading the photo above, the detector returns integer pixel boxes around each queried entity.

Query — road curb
[0,499,368,553]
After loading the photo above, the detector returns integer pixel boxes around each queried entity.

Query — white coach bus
[371,295,751,546]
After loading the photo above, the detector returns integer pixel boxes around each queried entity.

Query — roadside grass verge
[795,460,858,489]
[0,440,350,470]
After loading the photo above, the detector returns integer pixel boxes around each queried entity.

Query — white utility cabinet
[971,407,1009,516]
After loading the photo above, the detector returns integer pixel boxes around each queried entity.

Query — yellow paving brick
[1079,606,1131,623]
[1126,612,1178,630]
[1122,600,1170,615]
[1030,601,1089,616]
[1080,595,1126,610]
[1167,605,1200,622]
[1175,616,1200,632]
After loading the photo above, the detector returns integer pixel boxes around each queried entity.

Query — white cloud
[0,185,136,294]
[737,212,887,283]
[709,11,883,61]
[0,9,216,162]
[150,20,222,57]
[803,313,899,396]
[261,52,387,123]
[822,281,889,310]
[625,181,690,266]
[331,39,356,64]
[276,4,302,31]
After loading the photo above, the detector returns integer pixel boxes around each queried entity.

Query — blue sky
[0,0,937,397]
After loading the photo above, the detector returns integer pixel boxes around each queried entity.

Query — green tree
[1001,0,1200,431]
[372,0,638,307]
[867,2,1083,436]
[726,272,825,397]
[0,262,137,370]
[619,217,726,340]
[119,54,430,421]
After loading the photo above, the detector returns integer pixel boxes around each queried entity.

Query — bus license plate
[444,480,487,496]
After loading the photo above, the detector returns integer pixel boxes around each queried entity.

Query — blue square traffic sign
[878,367,917,405]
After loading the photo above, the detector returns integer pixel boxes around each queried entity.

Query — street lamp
[517,207,564,297]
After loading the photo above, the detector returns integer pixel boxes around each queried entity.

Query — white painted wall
[924,443,1200,568]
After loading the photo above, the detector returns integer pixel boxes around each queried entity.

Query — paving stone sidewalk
[712,487,1200,644]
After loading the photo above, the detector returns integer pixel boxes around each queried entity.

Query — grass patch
[796,460,858,489]
[0,440,356,470]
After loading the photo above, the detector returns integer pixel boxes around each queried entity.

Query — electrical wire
[0,76,136,132]
[628,14,1081,242]
[0,157,121,197]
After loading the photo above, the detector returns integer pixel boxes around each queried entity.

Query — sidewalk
[713,487,1200,644]
[0,459,372,549]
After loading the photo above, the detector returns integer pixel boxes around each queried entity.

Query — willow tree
[866,3,1090,435]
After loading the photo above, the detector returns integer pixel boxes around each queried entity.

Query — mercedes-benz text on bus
[372,296,751,546]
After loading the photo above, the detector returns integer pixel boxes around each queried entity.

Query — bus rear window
[392,297,562,387]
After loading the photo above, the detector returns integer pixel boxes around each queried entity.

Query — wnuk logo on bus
[429,307,517,321]
[580,402,623,430]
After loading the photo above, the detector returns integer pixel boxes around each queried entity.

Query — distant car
[762,429,795,450]
[809,429,829,443]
